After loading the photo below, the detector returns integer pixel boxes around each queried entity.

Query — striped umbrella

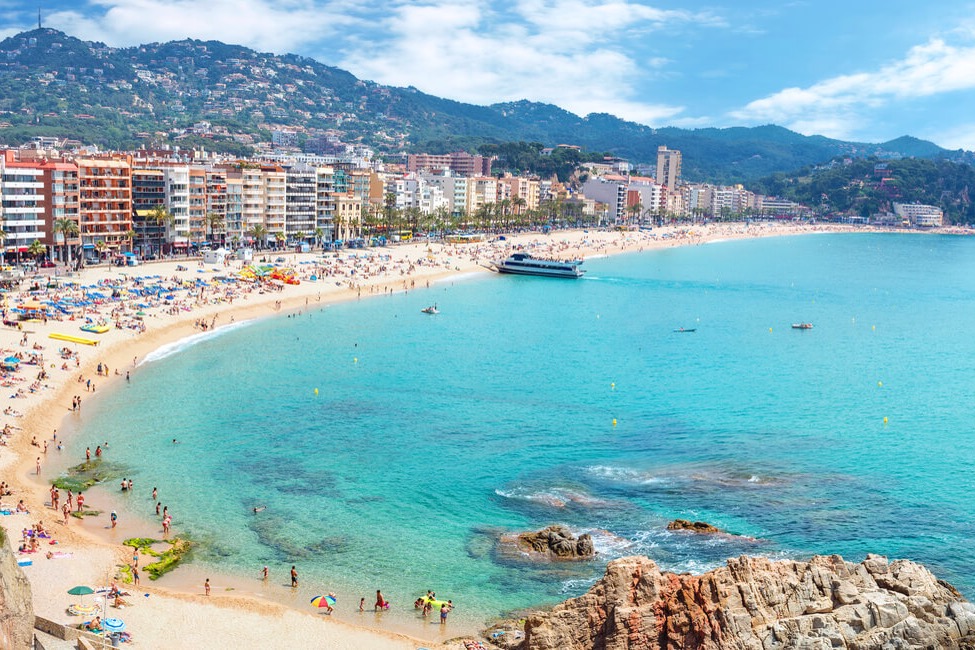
[310,594,336,609]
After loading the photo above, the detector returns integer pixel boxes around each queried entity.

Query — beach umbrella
[310,594,336,609]
[102,618,125,634]
[67,585,95,597]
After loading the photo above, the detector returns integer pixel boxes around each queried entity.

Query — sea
[55,232,975,633]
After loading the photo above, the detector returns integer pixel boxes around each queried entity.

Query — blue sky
[10,1,975,149]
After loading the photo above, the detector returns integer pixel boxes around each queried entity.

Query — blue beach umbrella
[102,618,125,633]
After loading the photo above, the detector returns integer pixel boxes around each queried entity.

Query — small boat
[80,323,111,334]
[491,252,585,278]
[421,305,439,315]
[791,323,813,330]
[673,327,696,333]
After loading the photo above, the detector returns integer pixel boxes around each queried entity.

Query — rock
[499,526,596,562]
[666,519,723,534]
[521,554,975,650]
[0,530,34,649]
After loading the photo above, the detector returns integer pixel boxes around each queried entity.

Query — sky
[7,0,975,149]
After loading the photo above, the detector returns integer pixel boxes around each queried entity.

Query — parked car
[40,260,56,268]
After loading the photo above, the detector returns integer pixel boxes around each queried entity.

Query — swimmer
[252,505,266,513]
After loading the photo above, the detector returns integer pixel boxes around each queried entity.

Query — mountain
[0,28,967,183]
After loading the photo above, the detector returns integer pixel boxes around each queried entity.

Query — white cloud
[339,0,714,124]
[46,0,353,53]
[730,35,975,138]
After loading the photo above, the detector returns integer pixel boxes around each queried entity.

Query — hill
[0,28,968,182]
[749,157,975,224]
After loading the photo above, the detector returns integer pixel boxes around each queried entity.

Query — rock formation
[666,519,723,534]
[522,554,975,649]
[0,530,34,649]
[499,526,595,562]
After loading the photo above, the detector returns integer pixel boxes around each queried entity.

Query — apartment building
[76,156,132,258]
[284,164,317,243]
[131,168,167,256]
[36,159,80,262]
[406,152,492,176]
[0,152,46,257]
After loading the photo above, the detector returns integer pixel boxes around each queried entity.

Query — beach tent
[202,248,229,265]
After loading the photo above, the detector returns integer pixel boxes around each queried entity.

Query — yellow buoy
[611,383,615,390]
[353,357,358,364]
[769,327,773,332]
[612,418,617,427]
[883,416,889,425]
[872,325,876,331]
[877,381,882,387]
[314,388,319,395]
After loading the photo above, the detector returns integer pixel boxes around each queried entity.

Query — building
[36,159,80,263]
[131,167,167,257]
[76,156,133,259]
[893,202,943,227]
[406,152,492,177]
[0,152,46,259]
[656,145,682,189]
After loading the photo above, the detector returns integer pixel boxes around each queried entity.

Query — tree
[206,212,225,246]
[247,224,268,251]
[147,206,173,257]
[274,231,285,250]
[94,240,107,265]
[27,239,46,263]
[313,227,324,249]
[124,229,137,253]
[52,218,79,265]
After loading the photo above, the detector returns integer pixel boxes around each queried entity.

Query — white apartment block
[285,164,317,242]
[0,163,45,253]
[893,202,943,227]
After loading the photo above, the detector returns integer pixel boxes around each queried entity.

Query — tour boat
[421,305,439,315]
[791,323,813,330]
[492,252,585,278]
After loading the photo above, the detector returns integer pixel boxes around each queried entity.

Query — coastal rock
[521,554,975,650]
[666,519,723,534]
[0,530,34,649]
[500,526,596,562]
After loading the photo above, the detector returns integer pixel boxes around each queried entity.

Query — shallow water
[57,232,975,631]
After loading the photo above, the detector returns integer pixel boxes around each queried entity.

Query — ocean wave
[141,319,255,364]
[493,486,610,509]
[584,465,666,485]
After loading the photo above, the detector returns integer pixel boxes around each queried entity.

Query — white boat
[421,305,439,314]
[492,252,585,278]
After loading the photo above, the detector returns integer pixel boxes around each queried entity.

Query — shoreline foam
[1,222,954,649]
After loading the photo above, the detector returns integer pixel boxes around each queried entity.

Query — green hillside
[0,28,968,183]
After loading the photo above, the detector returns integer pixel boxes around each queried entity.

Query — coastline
[0,222,946,649]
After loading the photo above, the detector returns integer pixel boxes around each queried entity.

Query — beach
[0,221,912,649]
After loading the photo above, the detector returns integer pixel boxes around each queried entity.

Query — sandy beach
[0,221,915,649]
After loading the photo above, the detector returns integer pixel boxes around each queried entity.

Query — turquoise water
[60,233,975,630]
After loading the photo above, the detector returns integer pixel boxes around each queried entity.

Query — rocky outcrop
[666,519,723,534]
[499,526,596,562]
[522,554,975,650]
[0,529,34,649]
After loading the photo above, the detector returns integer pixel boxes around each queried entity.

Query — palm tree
[247,224,268,251]
[313,227,324,250]
[94,240,107,265]
[124,229,137,254]
[53,218,79,265]
[206,212,225,247]
[147,206,173,257]
[273,231,285,250]
[293,231,306,248]
[27,239,46,266]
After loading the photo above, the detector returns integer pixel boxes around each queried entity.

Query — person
[291,565,298,587]
[359,597,365,612]
[131,565,140,586]
[110,510,118,528]
[375,590,388,611]
[132,549,139,567]
[85,447,90,461]
[127,479,133,491]
[440,603,449,624]
[61,503,69,525]
[324,592,335,614]
[15,499,28,513]
[76,493,84,513]
[85,616,102,632]
[204,578,210,596]
[120,479,127,492]
[95,445,102,458]
[113,592,128,608]
[262,566,268,581]
[152,487,157,501]
[155,502,161,516]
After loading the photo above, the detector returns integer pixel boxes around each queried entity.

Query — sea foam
[141,319,255,364]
